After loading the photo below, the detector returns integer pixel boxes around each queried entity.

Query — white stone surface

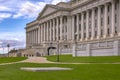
[21,67,72,72]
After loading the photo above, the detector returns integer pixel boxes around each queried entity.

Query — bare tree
[7,44,10,53]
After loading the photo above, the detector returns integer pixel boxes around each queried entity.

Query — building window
[89,11,91,18]
[84,33,86,39]
[95,20,97,28]
[101,18,103,26]
[75,34,77,40]
[115,14,117,23]
[79,34,81,39]
[89,23,91,29]
[84,13,86,19]
[84,23,86,30]
[108,16,109,24]
[79,14,81,21]
[108,5,110,12]
[95,9,97,16]
[89,32,91,38]
[79,24,81,31]
[108,28,110,36]
[115,27,117,34]
[95,31,97,37]
[115,3,117,10]
[101,7,103,14]
[101,29,103,36]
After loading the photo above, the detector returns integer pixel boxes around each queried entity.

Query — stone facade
[25,0,120,56]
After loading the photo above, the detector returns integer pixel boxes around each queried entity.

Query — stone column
[49,20,52,41]
[56,17,59,41]
[41,24,43,43]
[111,1,115,37]
[46,21,49,41]
[32,30,34,44]
[104,4,108,38]
[31,31,33,44]
[72,42,77,57]
[53,19,55,41]
[67,16,72,40]
[86,10,89,40]
[26,32,28,47]
[119,0,120,36]
[114,40,119,56]
[35,30,36,44]
[36,29,38,44]
[27,32,30,45]
[60,16,63,41]
[97,6,101,39]
[81,13,84,41]
[91,8,95,40]
[76,14,79,41]
[30,31,31,44]
[38,26,40,44]
[44,23,46,42]
[72,15,75,41]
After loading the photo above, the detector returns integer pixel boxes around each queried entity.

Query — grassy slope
[46,55,120,63]
[0,63,120,80]
[0,57,27,64]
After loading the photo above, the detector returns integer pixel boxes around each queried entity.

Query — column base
[118,33,120,36]
[90,37,94,40]
[103,35,107,38]
[80,39,83,41]
[110,34,114,37]
[97,36,100,39]
[85,38,88,41]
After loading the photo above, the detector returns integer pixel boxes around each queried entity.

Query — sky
[0,0,70,53]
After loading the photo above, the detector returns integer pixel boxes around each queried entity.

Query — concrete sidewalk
[20,57,54,63]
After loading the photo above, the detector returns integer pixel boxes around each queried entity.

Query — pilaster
[81,13,84,41]
[118,0,120,36]
[76,14,79,41]
[60,16,63,41]
[72,15,75,41]
[91,8,95,40]
[97,6,101,39]
[86,10,89,40]
[103,3,108,38]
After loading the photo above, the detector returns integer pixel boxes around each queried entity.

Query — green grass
[0,57,27,64]
[46,55,120,63]
[0,63,120,80]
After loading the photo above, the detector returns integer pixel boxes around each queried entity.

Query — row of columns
[38,16,68,44]
[72,1,118,41]
[26,29,39,45]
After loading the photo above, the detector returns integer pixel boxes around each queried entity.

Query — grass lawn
[0,63,120,80]
[0,57,27,64]
[46,55,120,63]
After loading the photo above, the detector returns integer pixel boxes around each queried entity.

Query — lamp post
[57,41,59,62]
[7,44,10,57]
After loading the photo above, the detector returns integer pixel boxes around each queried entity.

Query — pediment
[37,5,58,19]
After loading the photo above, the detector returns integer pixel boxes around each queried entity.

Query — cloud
[0,0,70,20]
[13,1,46,18]
[0,39,25,53]
[0,6,11,11]
[0,32,25,41]
[0,13,12,22]
[0,32,25,53]
[51,0,70,4]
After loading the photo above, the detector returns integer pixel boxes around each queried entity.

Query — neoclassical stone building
[25,0,120,57]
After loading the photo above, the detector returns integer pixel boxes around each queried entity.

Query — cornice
[25,20,38,29]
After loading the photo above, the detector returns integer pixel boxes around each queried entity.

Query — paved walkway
[0,57,54,66]
[0,57,120,66]
[20,57,54,63]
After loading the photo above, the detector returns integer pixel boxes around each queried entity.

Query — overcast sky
[0,0,70,53]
